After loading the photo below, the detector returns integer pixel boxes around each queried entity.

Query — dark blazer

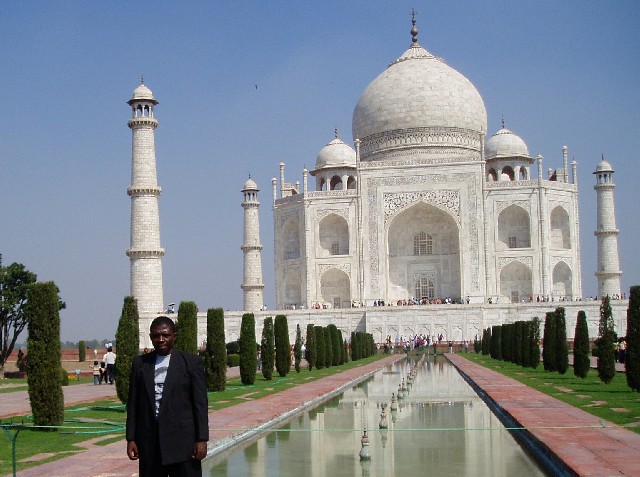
[126,349,209,466]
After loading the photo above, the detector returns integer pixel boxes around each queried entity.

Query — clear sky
[1,1,639,342]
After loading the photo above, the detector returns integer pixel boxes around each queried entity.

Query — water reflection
[205,355,546,476]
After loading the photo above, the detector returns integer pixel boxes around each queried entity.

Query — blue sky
[1,1,638,341]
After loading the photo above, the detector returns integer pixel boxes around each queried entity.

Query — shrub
[305,324,316,371]
[205,308,226,391]
[294,324,302,373]
[261,317,274,380]
[627,286,640,391]
[481,328,491,355]
[115,296,140,403]
[274,315,290,377]
[573,310,590,378]
[555,307,569,374]
[226,340,240,355]
[60,367,69,386]
[543,311,557,372]
[239,313,257,385]
[315,326,325,369]
[597,296,616,384]
[501,323,513,362]
[78,340,86,362]
[174,301,198,354]
[490,325,502,360]
[26,281,64,428]
[512,321,523,365]
[226,354,240,367]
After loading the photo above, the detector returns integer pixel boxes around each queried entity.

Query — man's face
[149,324,176,356]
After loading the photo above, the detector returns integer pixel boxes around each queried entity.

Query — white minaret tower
[126,80,165,314]
[593,156,622,298]
[241,176,265,311]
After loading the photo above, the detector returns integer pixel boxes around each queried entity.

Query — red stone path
[1,356,403,477]
[447,354,640,477]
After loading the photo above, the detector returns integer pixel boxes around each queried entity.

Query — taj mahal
[125,18,626,349]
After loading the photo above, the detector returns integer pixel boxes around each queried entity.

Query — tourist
[126,315,208,477]
[92,360,101,385]
[103,346,116,384]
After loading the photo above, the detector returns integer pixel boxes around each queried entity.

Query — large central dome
[352,26,487,158]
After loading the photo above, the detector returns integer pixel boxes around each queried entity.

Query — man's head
[149,316,177,356]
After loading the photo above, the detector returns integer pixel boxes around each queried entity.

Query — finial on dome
[411,9,419,45]
[501,114,505,129]
[140,75,144,85]
[334,128,339,139]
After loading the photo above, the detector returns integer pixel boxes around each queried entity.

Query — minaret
[241,176,265,311]
[593,157,622,297]
[126,80,165,314]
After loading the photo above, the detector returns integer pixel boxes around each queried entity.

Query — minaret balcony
[128,117,158,128]
[126,248,165,258]
[128,186,161,197]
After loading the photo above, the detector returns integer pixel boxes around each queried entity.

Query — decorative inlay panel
[383,190,460,227]
[497,256,533,271]
[316,208,349,222]
[495,200,530,215]
[318,263,351,275]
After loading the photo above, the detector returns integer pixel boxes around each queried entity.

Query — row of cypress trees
[350,331,375,361]
[480,318,541,369]
[542,307,569,374]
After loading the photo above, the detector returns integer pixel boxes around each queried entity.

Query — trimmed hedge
[205,308,226,391]
[543,311,557,372]
[323,327,333,369]
[261,316,274,380]
[315,325,325,369]
[597,296,616,384]
[627,286,640,391]
[294,324,302,373]
[78,340,86,362]
[555,307,569,374]
[305,324,316,371]
[274,315,290,377]
[573,310,590,378]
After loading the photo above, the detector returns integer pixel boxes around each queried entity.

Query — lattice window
[414,232,433,255]
[333,297,341,309]
[331,242,340,255]
[508,236,517,249]
[415,277,435,300]
[511,291,519,303]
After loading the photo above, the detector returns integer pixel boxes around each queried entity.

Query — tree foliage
[294,324,302,373]
[573,310,590,378]
[626,286,640,391]
[205,308,226,391]
[315,325,325,368]
[597,296,616,384]
[305,324,316,371]
[490,325,502,360]
[174,301,198,354]
[481,328,491,355]
[26,281,65,428]
[0,262,37,373]
[274,315,290,377]
[555,307,569,374]
[543,311,557,372]
[323,327,333,368]
[261,316,274,380]
[239,313,257,385]
[115,296,139,403]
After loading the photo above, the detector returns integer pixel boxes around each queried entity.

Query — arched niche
[282,219,300,260]
[498,205,531,249]
[552,261,573,298]
[500,261,532,303]
[550,206,571,249]
[320,268,350,309]
[319,214,349,256]
[283,269,302,308]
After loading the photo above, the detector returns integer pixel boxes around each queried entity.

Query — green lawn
[462,353,640,433]
[0,354,388,474]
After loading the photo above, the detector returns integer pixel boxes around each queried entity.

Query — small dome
[314,137,356,171]
[594,158,613,173]
[130,83,156,102]
[485,128,530,160]
[242,177,258,191]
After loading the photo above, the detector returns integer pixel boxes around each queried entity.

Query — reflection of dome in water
[485,128,530,160]
[352,20,486,157]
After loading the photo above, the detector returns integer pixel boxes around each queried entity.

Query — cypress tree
[205,308,226,391]
[261,317,274,380]
[501,324,512,362]
[328,324,341,366]
[555,307,569,374]
[174,301,198,354]
[597,296,616,384]
[543,311,557,371]
[294,324,302,373]
[274,315,291,377]
[573,310,590,378]
[305,324,316,371]
[26,281,64,428]
[513,321,523,365]
[324,327,333,368]
[115,296,140,403]
[490,325,502,360]
[239,313,257,385]
[481,328,491,355]
[315,325,325,369]
[531,317,542,369]
[78,340,86,362]
[626,286,640,391]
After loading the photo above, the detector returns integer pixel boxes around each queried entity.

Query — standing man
[103,346,117,384]
[126,316,209,477]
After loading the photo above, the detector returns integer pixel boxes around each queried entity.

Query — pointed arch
[498,205,531,249]
[320,268,350,309]
[550,206,571,249]
[552,261,573,299]
[319,214,349,256]
[282,219,300,260]
[500,261,532,303]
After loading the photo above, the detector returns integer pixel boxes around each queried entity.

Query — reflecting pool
[204,355,547,476]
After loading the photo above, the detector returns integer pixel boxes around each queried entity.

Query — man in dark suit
[126,316,209,477]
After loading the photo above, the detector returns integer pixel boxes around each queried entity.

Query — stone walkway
[1,356,403,477]
[448,354,640,476]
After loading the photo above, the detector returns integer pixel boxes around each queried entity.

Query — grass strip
[462,353,640,434]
